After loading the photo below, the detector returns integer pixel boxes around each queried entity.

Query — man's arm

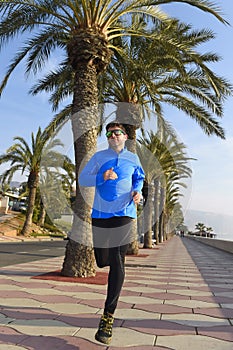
[132,157,145,203]
[132,190,142,204]
[78,155,103,187]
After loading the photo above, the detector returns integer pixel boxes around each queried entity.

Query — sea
[184,209,233,242]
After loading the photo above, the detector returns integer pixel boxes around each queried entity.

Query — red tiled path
[0,236,232,349]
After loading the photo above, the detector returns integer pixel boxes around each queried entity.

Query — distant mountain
[10,181,21,188]
[184,209,233,241]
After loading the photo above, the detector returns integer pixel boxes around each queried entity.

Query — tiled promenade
[0,236,233,349]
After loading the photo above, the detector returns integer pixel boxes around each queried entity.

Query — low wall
[187,236,233,254]
[0,197,8,214]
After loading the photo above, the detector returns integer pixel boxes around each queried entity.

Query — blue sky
[162,0,233,218]
[0,1,233,237]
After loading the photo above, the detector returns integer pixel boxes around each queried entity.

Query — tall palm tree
[37,19,232,139]
[168,202,184,232]
[0,0,229,276]
[138,129,193,246]
[30,18,233,256]
[195,222,206,232]
[0,128,64,235]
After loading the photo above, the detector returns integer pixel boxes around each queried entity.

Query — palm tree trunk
[61,64,98,277]
[126,221,139,255]
[163,212,167,241]
[153,178,159,245]
[126,126,139,255]
[115,104,143,255]
[123,123,139,255]
[142,181,154,248]
[158,185,166,242]
[21,172,38,236]
[38,200,46,226]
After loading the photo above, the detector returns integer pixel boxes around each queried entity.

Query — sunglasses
[106,129,126,138]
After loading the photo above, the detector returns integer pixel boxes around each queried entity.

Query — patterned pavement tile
[77,298,107,309]
[28,294,80,304]
[214,292,233,298]
[75,283,107,291]
[209,284,233,290]
[56,313,123,328]
[168,282,207,288]
[161,313,230,327]
[116,281,144,288]
[0,285,24,291]
[164,299,219,308]
[0,270,38,277]
[197,325,233,342]
[205,279,233,284]
[0,313,15,325]
[220,303,233,309]
[0,236,232,350]
[124,286,166,293]
[17,287,78,296]
[109,346,172,350]
[68,292,106,300]
[52,284,104,293]
[165,285,190,291]
[134,303,192,314]
[6,319,79,337]
[0,325,31,346]
[43,303,99,315]
[114,308,160,320]
[20,335,108,350]
[0,307,57,321]
[167,289,213,297]
[76,326,155,347]
[193,307,233,319]
[13,281,57,289]
[0,298,44,308]
[118,289,141,297]
[0,279,17,285]
[141,292,190,300]
[123,319,196,336]
[192,295,233,304]
[119,295,163,305]
[124,279,166,287]
[0,291,32,299]
[0,345,29,350]
[156,334,233,350]
[188,286,215,292]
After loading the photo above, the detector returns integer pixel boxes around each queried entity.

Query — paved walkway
[0,236,232,349]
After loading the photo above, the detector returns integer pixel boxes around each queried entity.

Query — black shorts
[92,216,135,248]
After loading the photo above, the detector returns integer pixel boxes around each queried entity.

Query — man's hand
[103,167,118,181]
[132,191,141,204]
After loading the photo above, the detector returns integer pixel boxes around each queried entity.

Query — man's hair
[106,121,127,134]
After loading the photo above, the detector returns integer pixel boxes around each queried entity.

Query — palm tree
[0,1,229,276]
[38,19,232,140]
[100,19,232,138]
[96,18,232,252]
[37,19,232,247]
[0,128,64,235]
[166,202,184,237]
[138,129,193,246]
[195,222,206,233]
[136,139,161,248]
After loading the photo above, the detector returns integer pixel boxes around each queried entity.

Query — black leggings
[94,244,129,314]
[92,217,132,314]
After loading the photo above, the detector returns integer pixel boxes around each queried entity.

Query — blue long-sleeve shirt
[79,147,145,219]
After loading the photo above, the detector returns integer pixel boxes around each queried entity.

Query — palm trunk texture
[61,63,98,277]
[21,172,38,236]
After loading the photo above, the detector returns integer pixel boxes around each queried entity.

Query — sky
[0,0,233,239]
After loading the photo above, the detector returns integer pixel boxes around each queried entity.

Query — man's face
[106,127,128,149]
